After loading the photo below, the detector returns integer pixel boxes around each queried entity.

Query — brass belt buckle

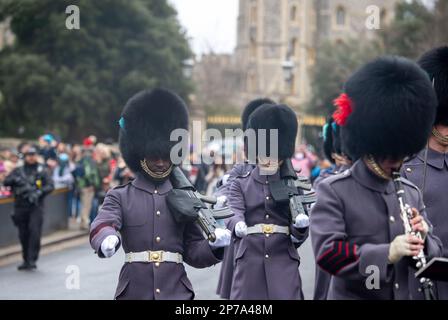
[262,224,274,234]
[149,250,163,263]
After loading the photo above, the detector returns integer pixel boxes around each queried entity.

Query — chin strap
[140,159,173,180]
[432,127,448,146]
[365,155,391,180]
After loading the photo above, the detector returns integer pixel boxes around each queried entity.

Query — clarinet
[392,171,435,300]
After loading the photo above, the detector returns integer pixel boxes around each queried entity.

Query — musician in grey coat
[227,104,309,300]
[313,118,352,191]
[311,56,443,300]
[313,118,352,300]
[90,88,231,300]
[402,46,448,300]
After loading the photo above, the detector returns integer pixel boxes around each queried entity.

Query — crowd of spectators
[1,135,330,229]
[0,134,133,230]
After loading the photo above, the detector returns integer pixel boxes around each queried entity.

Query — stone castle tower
[235,0,399,112]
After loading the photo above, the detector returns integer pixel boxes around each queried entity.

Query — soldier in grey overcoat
[227,104,309,300]
[313,118,352,191]
[215,98,275,299]
[90,88,231,300]
[313,118,352,300]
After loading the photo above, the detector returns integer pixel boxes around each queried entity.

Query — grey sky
[169,0,239,56]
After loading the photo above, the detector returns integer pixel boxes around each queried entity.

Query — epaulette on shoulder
[236,167,253,179]
[404,153,422,165]
[400,177,420,192]
[112,181,132,190]
[325,169,352,185]
[216,174,230,188]
[297,175,311,182]
[232,163,254,175]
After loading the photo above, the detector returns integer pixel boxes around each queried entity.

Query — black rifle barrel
[170,166,219,242]
[280,158,311,223]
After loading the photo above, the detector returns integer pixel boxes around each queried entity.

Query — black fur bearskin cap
[418,46,448,126]
[241,98,276,130]
[247,103,298,160]
[339,56,437,160]
[118,88,189,172]
[323,118,343,163]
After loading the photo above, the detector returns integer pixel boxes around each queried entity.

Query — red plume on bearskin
[332,93,353,126]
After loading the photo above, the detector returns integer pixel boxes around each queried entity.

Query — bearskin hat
[247,104,298,160]
[418,46,448,126]
[118,88,189,173]
[241,98,275,130]
[338,56,437,160]
[323,118,343,163]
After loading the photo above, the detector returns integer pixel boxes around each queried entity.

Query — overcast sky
[169,0,239,56]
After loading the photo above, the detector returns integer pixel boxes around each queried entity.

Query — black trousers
[12,206,44,263]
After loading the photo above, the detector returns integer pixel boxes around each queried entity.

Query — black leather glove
[14,175,27,187]
[166,189,203,224]
[27,190,43,205]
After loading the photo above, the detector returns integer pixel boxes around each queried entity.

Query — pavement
[0,233,316,300]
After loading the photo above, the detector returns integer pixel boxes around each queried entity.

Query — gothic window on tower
[250,4,258,25]
[308,48,316,66]
[336,6,346,26]
[247,73,257,93]
[381,8,387,22]
[288,74,296,96]
[290,5,298,22]
[250,39,257,58]
[289,37,298,58]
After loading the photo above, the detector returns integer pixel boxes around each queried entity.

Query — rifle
[11,167,41,206]
[269,158,316,226]
[167,166,233,242]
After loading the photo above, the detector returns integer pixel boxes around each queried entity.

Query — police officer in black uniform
[4,146,54,270]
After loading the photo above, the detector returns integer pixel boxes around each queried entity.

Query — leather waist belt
[246,224,290,235]
[125,250,183,264]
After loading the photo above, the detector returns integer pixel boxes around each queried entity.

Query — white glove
[235,221,248,238]
[101,235,119,258]
[388,234,424,264]
[215,195,227,209]
[293,213,310,229]
[221,174,230,186]
[209,228,232,249]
